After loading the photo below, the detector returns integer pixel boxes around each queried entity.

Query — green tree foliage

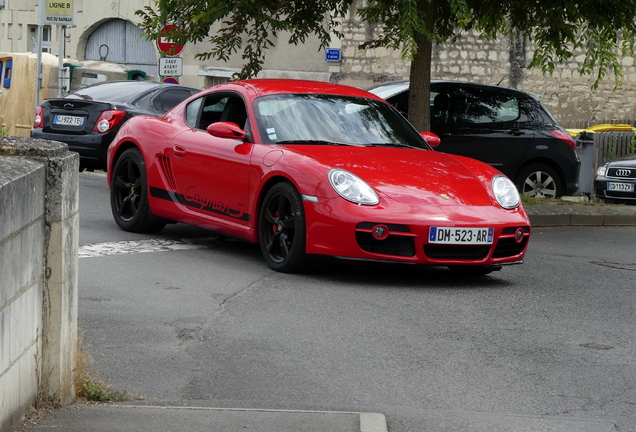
[136,0,352,79]
[137,0,636,131]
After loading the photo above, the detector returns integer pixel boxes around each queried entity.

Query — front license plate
[607,182,634,192]
[429,227,494,244]
[53,115,84,126]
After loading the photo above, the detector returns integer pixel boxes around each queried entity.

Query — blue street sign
[325,48,341,62]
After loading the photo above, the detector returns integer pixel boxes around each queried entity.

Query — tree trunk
[408,1,434,132]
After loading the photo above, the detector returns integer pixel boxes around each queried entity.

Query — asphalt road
[78,172,636,432]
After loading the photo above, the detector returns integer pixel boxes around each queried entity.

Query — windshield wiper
[276,140,358,146]
[364,142,415,148]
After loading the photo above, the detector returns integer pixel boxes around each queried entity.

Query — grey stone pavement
[17,200,636,432]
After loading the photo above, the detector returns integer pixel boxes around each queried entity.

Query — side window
[185,94,248,131]
[460,88,521,125]
[431,92,451,127]
[185,98,203,128]
[153,89,195,112]
[387,91,409,117]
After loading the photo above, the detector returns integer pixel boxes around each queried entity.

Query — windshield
[253,93,428,149]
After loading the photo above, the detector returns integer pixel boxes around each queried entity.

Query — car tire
[447,266,501,277]
[110,148,167,233]
[516,163,563,198]
[258,182,308,273]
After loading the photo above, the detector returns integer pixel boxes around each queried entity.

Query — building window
[28,25,52,53]
[204,76,230,87]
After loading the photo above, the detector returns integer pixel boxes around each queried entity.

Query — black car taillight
[33,106,44,128]
[550,129,577,153]
[93,110,127,133]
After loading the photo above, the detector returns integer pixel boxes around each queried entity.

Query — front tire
[258,182,308,273]
[516,163,562,198]
[110,148,166,233]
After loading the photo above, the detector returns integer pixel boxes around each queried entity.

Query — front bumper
[594,178,636,204]
[303,196,531,266]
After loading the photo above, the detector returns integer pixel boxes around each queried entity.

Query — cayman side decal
[150,186,251,222]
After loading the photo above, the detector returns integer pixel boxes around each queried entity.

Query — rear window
[65,82,161,103]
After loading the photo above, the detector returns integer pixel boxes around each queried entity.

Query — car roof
[205,79,385,100]
[65,80,200,103]
[366,79,536,100]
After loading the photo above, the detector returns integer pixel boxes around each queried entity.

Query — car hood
[607,156,636,166]
[285,145,494,206]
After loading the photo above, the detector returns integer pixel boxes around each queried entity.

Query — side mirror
[420,131,441,147]
[207,121,246,140]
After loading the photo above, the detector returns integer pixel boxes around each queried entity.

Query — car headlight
[329,169,379,205]
[492,175,520,209]
[596,165,608,177]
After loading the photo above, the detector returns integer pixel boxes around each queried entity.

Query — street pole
[58,25,65,97]
[35,0,45,107]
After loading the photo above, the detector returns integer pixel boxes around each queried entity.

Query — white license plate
[429,227,494,244]
[53,115,84,126]
[607,182,634,192]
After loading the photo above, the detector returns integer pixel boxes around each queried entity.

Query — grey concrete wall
[0,138,79,432]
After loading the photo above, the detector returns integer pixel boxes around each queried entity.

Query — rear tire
[258,182,308,273]
[516,163,562,198]
[110,148,166,233]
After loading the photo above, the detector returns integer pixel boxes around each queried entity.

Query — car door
[169,92,253,225]
[431,84,536,179]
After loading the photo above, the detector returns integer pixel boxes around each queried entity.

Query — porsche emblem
[440,193,450,200]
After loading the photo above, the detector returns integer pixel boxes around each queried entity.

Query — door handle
[509,129,524,136]
[172,145,187,158]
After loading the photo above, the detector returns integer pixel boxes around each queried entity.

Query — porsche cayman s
[107,79,531,275]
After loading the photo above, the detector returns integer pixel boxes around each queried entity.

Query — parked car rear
[367,80,581,198]
[31,80,201,171]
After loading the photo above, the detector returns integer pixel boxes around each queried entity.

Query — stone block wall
[338,7,636,129]
[0,158,45,432]
[0,138,79,432]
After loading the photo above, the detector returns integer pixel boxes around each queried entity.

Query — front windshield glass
[253,94,428,149]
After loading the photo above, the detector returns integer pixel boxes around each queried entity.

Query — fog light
[515,228,524,243]
[372,224,390,240]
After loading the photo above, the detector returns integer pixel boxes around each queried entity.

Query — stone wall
[338,9,636,129]
[0,138,79,432]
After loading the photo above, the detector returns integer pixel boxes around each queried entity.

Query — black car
[595,156,636,204]
[367,80,581,198]
[31,80,201,171]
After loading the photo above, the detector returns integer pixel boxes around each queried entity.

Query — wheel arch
[515,157,566,188]
[253,175,300,230]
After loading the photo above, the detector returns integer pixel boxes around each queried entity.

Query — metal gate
[85,19,158,78]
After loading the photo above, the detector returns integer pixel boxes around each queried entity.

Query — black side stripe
[150,186,251,222]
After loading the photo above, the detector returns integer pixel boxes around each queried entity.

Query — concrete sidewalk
[22,404,388,432]
[525,203,636,226]
[16,201,636,432]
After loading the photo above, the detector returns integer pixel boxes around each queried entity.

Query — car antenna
[496,70,509,86]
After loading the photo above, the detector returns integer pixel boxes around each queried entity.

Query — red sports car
[107,79,530,275]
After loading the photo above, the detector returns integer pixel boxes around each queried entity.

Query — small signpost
[159,57,183,77]
[325,48,341,62]
[45,0,75,25]
[157,24,185,57]
[157,24,185,82]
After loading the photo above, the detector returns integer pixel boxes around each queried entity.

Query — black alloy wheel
[110,148,166,233]
[258,182,308,273]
